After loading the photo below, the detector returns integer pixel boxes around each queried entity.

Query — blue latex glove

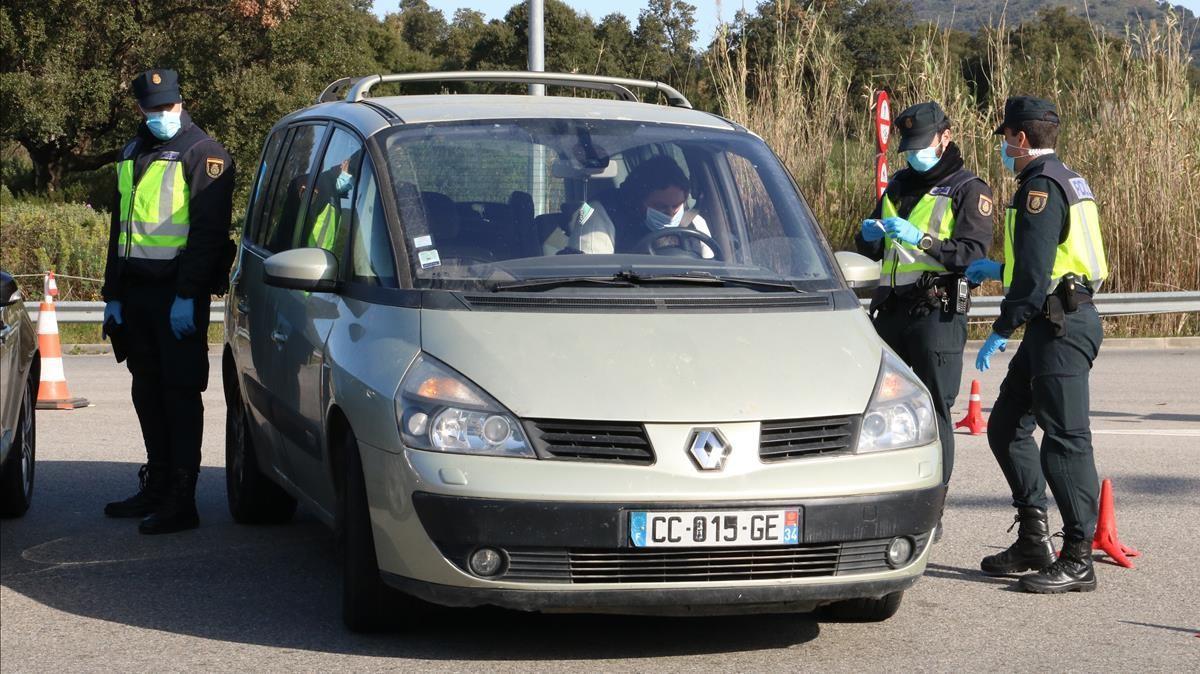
[860,219,885,242]
[103,300,123,325]
[169,296,195,340]
[882,217,923,246]
[975,332,1008,372]
[965,258,1004,284]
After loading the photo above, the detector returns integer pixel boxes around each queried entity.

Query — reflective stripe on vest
[307,202,338,251]
[116,158,189,261]
[1002,192,1108,293]
[879,191,956,286]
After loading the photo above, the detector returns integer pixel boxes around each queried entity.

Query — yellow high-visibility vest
[879,171,977,286]
[116,146,190,261]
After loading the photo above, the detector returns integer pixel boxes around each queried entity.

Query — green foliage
[0,186,109,300]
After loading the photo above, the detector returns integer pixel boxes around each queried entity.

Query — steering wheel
[633,227,725,262]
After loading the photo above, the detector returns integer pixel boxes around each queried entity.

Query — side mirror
[834,251,880,290]
[263,248,339,292]
[0,272,21,307]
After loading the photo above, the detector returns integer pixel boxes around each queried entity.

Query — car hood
[420,305,883,423]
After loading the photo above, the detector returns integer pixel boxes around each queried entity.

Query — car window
[379,119,835,291]
[259,123,328,254]
[300,127,362,264]
[244,129,286,245]
[349,160,399,288]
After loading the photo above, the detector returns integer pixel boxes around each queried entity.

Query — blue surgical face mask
[905,146,942,173]
[335,171,353,196]
[645,206,684,230]
[1000,140,1018,173]
[145,110,182,141]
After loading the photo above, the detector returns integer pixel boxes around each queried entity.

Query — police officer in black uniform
[855,101,993,491]
[968,97,1108,592]
[100,69,235,535]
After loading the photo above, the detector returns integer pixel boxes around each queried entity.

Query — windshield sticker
[418,249,441,269]
[413,235,433,249]
[579,202,594,225]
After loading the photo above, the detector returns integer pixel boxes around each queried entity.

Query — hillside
[913,0,1200,55]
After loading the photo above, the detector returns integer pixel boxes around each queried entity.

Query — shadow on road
[922,563,1012,587]
[1,460,821,659]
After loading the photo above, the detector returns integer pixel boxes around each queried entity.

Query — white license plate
[629,509,800,548]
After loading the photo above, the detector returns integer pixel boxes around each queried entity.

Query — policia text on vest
[100,69,236,536]
[854,102,993,488]
[973,96,1109,594]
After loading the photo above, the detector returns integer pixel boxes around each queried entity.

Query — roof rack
[341,71,693,109]
[317,77,362,104]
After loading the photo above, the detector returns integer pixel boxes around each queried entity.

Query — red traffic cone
[35,272,88,410]
[1092,478,1139,568]
[954,380,987,435]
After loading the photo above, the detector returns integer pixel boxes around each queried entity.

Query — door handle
[270,329,288,345]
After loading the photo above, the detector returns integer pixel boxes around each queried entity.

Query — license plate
[629,509,800,548]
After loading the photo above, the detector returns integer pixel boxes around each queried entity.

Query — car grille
[524,419,654,465]
[490,533,929,584]
[759,415,859,461]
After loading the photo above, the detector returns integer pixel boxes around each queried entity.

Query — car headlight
[855,350,937,453]
[395,354,534,458]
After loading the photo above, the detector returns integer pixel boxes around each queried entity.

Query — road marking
[1093,429,1200,438]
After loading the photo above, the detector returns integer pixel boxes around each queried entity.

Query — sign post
[874,91,891,200]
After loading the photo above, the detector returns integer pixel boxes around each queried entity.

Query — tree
[0,0,395,196]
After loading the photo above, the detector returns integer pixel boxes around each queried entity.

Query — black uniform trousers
[987,304,1102,541]
[872,298,967,484]
[122,282,211,475]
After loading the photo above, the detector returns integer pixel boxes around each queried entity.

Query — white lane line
[1093,429,1200,437]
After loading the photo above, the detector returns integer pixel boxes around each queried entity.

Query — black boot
[105,464,169,518]
[980,506,1057,576]
[138,469,199,535]
[1018,537,1097,594]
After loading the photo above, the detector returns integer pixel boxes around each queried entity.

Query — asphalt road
[2,348,1198,672]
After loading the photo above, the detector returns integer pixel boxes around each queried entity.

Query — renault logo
[687,428,730,471]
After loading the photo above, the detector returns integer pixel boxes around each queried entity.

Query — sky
[371,0,1200,50]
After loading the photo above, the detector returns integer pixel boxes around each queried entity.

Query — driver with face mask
[570,155,714,258]
[307,157,356,251]
[853,101,993,509]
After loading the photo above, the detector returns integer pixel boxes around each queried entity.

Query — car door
[0,271,24,451]
[239,122,330,486]
[265,125,364,511]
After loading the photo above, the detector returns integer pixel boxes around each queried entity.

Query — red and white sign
[874,91,891,199]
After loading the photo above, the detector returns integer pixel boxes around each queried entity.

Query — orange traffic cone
[1092,478,1139,568]
[35,272,88,410]
[954,380,987,435]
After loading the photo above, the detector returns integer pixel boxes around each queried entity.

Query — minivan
[223,71,945,631]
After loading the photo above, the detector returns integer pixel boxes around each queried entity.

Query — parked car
[223,72,942,631]
[0,271,38,517]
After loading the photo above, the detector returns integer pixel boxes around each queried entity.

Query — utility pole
[528,0,547,213]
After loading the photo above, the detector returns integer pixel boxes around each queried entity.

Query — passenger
[570,155,713,258]
[307,158,354,251]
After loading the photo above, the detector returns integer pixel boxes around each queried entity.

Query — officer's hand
[860,219,885,242]
[169,296,196,340]
[882,217,923,246]
[966,258,1004,284]
[103,300,123,326]
[975,332,1008,372]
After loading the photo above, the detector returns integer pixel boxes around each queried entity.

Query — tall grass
[709,3,1200,335]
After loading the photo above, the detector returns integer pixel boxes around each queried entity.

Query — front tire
[339,428,424,632]
[225,392,296,524]
[0,375,35,517]
[821,591,904,622]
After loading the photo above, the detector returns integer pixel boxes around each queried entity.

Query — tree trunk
[22,142,66,194]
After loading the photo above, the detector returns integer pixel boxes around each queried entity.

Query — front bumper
[382,572,920,615]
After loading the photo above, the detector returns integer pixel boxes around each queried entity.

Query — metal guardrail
[23,291,1200,323]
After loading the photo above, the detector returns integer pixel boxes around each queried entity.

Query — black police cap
[131,69,182,109]
[994,96,1059,135]
[895,101,949,151]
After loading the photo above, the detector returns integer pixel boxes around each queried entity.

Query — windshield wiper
[614,270,806,293]
[490,276,636,292]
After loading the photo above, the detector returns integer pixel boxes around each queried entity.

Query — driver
[569,155,713,258]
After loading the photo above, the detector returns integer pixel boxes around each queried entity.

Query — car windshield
[378,118,836,291]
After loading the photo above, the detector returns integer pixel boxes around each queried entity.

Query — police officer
[100,69,235,535]
[968,96,1108,593]
[855,101,993,492]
